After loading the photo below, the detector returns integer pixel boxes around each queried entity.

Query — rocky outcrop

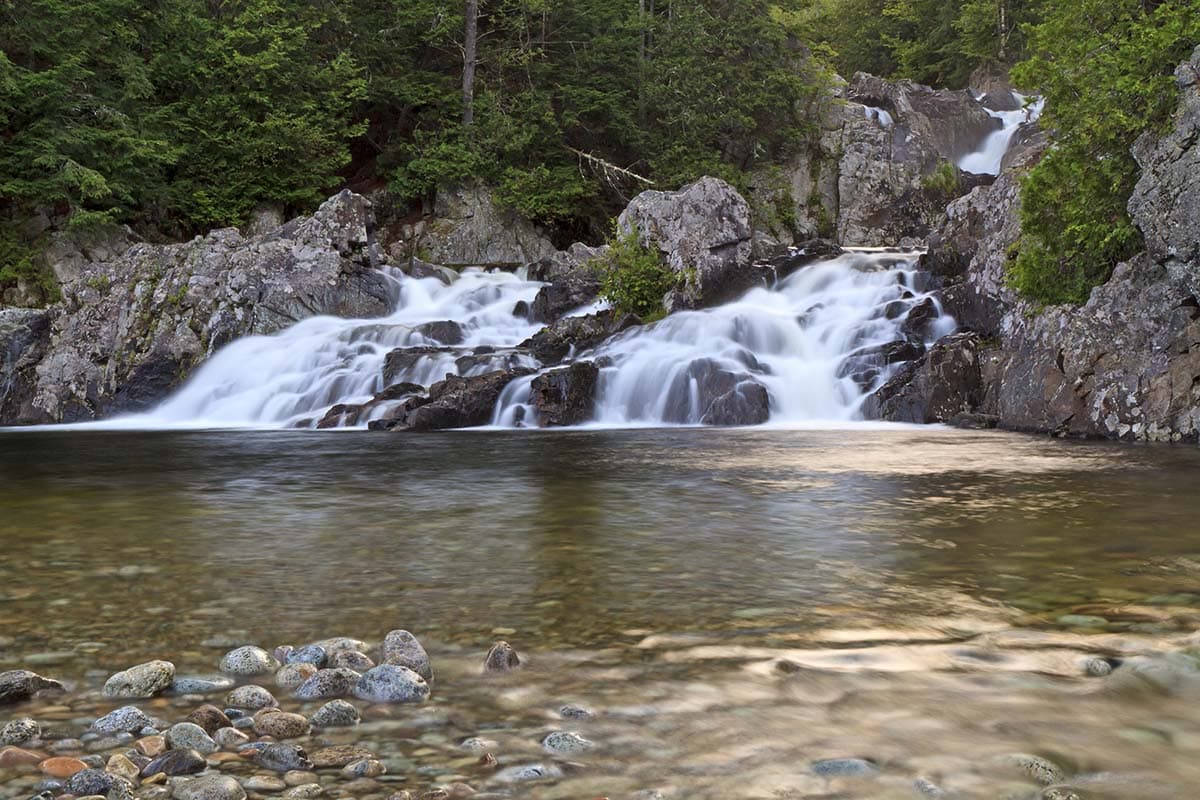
[0,308,50,423]
[871,47,1200,441]
[751,74,1003,248]
[9,191,392,424]
[662,360,771,426]
[522,310,641,364]
[618,177,755,311]
[418,184,557,269]
[529,361,599,426]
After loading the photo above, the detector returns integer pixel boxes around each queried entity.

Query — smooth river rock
[293,668,360,700]
[142,748,207,777]
[352,664,430,704]
[483,641,520,673]
[102,659,175,698]
[218,646,278,676]
[92,706,153,735]
[171,773,247,800]
[0,717,39,745]
[164,723,217,755]
[381,630,433,681]
[309,699,361,728]
[252,743,313,772]
[0,670,64,704]
[225,684,278,710]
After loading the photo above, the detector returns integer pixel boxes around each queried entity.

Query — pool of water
[3,427,1200,798]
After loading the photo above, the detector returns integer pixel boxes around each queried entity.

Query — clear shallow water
[4,427,1200,797]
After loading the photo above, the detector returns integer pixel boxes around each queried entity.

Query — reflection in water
[2,428,1200,797]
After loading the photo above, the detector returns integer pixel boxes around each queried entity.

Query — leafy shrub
[921,161,960,201]
[599,225,677,321]
[1008,0,1199,306]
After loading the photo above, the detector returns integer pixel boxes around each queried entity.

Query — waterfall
[495,251,953,427]
[958,93,1045,176]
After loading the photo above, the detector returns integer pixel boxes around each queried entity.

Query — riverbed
[3,426,1200,798]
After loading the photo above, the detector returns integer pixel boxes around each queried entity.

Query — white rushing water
[496,251,953,427]
[957,92,1044,176]
[108,251,949,431]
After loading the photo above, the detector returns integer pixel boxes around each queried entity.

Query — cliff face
[870,46,1200,441]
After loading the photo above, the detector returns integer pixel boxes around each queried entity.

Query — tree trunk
[463,0,478,126]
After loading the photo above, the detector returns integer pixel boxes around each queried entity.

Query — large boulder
[862,332,987,424]
[662,359,771,426]
[618,177,755,312]
[9,191,393,424]
[529,361,599,426]
[419,184,556,269]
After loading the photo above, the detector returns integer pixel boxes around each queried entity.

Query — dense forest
[1,0,1197,305]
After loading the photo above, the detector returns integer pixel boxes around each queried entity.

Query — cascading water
[957,93,1044,175]
[130,268,544,428]
[494,251,953,427]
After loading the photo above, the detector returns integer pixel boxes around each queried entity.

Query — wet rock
[105,753,140,782]
[541,731,593,754]
[913,777,949,798]
[252,709,310,739]
[275,662,319,691]
[343,758,384,777]
[38,756,88,778]
[381,630,433,681]
[413,320,465,346]
[1084,657,1116,677]
[810,757,879,778]
[352,665,430,704]
[423,183,556,269]
[280,785,324,799]
[522,310,641,365]
[861,332,985,424]
[0,308,51,425]
[308,699,360,728]
[328,649,374,671]
[170,773,247,800]
[225,685,278,710]
[0,744,44,767]
[293,668,360,701]
[142,748,206,778]
[529,362,599,427]
[165,723,216,756]
[166,676,234,696]
[528,267,604,324]
[383,370,534,432]
[102,660,175,699]
[900,297,940,339]
[244,776,287,792]
[185,705,231,735]
[994,754,1067,786]
[459,737,497,752]
[212,727,248,750]
[218,646,278,676]
[491,763,563,783]
[252,743,313,773]
[286,645,328,668]
[309,744,376,769]
[64,768,119,795]
[558,705,594,720]
[657,359,770,426]
[619,177,755,312]
[0,670,64,704]
[92,707,153,736]
[0,718,39,746]
[483,642,520,674]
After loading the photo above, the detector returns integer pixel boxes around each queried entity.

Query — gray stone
[253,743,314,773]
[92,706,153,735]
[286,645,328,668]
[0,309,51,425]
[212,726,249,749]
[165,723,217,755]
[528,362,599,427]
[376,369,534,432]
[483,641,521,674]
[421,183,556,268]
[541,731,593,753]
[165,676,234,695]
[225,685,278,710]
[352,664,430,704]
[218,646,278,677]
[0,717,39,746]
[170,774,247,800]
[252,709,311,739]
[810,758,879,778]
[0,670,63,705]
[141,748,206,777]
[309,699,360,728]
[618,177,755,312]
[275,663,319,691]
[994,754,1067,786]
[522,310,641,365]
[381,630,433,681]
[64,769,118,795]
[327,649,374,671]
[102,660,175,699]
[293,668,360,701]
[492,763,563,783]
[341,757,386,778]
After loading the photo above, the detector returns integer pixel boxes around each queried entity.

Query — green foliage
[599,226,677,320]
[921,161,960,200]
[1008,0,1199,305]
[0,227,56,301]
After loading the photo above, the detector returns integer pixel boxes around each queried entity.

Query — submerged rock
[541,731,594,754]
[0,718,39,746]
[382,630,434,681]
[309,699,361,728]
[352,664,430,704]
[251,742,313,773]
[92,706,153,736]
[102,660,175,699]
[810,757,879,778]
[0,670,63,705]
[483,641,521,674]
[293,668,360,701]
[218,646,278,676]
[142,748,206,778]
[170,773,247,800]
